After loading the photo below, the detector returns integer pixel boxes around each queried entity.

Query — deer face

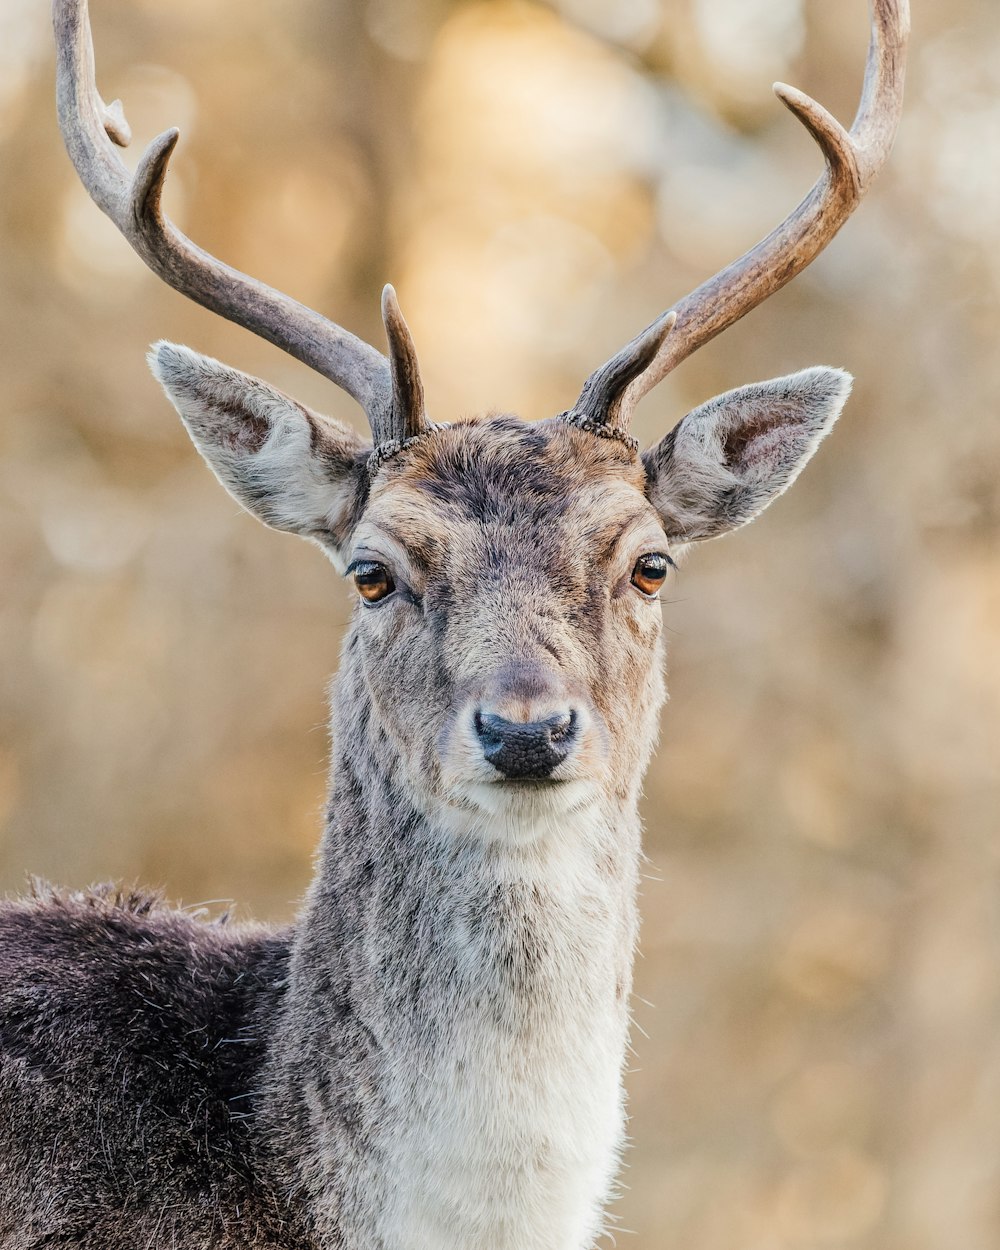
[346,417,669,829]
[152,342,850,836]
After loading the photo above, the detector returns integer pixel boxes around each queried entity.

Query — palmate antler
[52,0,427,448]
[569,0,910,438]
[54,0,909,450]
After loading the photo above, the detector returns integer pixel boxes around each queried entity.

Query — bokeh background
[1,0,999,1245]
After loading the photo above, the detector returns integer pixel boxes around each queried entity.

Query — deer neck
[266,663,644,1250]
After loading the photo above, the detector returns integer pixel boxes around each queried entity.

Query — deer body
[247,419,661,1250]
[0,0,908,1245]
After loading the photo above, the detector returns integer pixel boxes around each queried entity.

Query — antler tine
[573,0,909,436]
[53,0,396,436]
[380,285,429,447]
[567,311,676,442]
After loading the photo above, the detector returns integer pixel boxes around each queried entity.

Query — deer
[0,1,908,1247]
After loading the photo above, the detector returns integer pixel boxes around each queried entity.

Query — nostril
[474,711,503,746]
[547,710,576,744]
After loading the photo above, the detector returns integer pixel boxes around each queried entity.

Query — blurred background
[1,0,998,1245]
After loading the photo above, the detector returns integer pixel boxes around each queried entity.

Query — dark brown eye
[631,553,670,598]
[351,561,395,604]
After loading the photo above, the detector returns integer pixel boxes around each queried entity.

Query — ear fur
[642,367,852,542]
[149,342,371,570]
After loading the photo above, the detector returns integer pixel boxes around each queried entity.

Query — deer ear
[641,367,852,542]
[149,342,371,571]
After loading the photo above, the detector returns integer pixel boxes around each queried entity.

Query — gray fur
[0,348,850,1248]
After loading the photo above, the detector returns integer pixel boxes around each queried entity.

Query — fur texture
[0,347,851,1247]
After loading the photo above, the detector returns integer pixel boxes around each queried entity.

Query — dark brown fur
[0,885,314,1248]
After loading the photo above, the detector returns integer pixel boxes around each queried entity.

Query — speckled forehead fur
[367,416,654,587]
[343,414,668,802]
[377,414,646,512]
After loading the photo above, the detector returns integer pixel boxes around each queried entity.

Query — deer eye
[350,561,395,604]
[631,553,670,598]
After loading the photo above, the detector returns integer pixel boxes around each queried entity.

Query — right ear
[641,368,851,543]
[149,342,371,571]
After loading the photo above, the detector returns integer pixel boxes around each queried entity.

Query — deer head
[53,0,908,838]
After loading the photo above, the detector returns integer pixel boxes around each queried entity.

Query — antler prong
[380,284,429,446]
[772,84,861,196]
[129,128,178,226]
[103,98,130,147]
[568,311,676,438]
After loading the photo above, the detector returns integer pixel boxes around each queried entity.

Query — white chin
[437,778,600,844]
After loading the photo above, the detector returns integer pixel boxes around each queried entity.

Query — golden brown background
[1,0,999,1246]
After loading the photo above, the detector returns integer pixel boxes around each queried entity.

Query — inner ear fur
[641,367,852,542]
[149,342,371,570]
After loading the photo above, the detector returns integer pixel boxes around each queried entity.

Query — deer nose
[474,710,578,780]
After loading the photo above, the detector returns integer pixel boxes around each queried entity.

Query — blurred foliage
[1,0,999,1246]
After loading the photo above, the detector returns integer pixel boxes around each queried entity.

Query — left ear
[641,367,852,542]
[149,342,372,571]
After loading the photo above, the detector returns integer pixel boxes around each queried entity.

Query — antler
[570,0,910,438]
[52,0,428,446]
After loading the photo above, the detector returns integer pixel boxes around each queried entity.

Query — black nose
[475,710,578,780]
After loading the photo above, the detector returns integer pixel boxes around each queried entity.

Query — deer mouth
[491,776,570,789]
